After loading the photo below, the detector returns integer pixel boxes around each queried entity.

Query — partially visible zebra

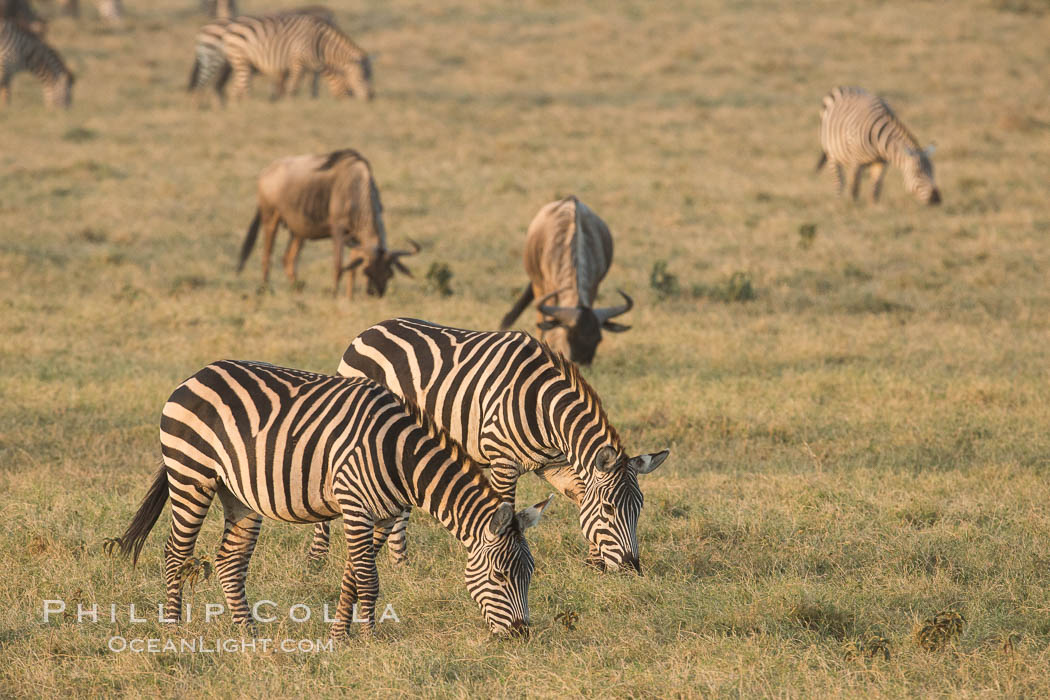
[817,86,940,205]
[308,318,669,573]
[0,20,73,108]
[187,6,339,104]
[221,12,372,101]
[108,360,551,638]
[1,0,47,36]
[54,0,121,23]
[200,0,237,18]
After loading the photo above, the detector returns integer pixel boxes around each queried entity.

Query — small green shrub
[425,262,454,297]
[649,260,680,300]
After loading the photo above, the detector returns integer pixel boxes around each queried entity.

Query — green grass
[3,0,1050,696]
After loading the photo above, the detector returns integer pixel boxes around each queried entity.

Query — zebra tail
[237,209,262,273]
[499,283,535,330]
[115,465,169,566]
[815,151,827,172]
[187,57,201,92]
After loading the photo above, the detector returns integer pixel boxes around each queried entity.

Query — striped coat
[308,318,669,573]
[110,360,550,637]
[222,13,372,101]
[0,20,73,108]
[817,86,940,205]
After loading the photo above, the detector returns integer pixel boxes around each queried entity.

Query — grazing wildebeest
[237,149,417,298]
[499,196,632,364]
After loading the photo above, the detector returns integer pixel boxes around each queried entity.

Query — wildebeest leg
[259,212,282,287]
[850,164,868,201]
[331,228,345,298]
[870,162,887,203]
[283,236,304,286]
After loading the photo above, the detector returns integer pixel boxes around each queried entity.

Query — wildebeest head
[537,289,633,365]
[343,240,419,297]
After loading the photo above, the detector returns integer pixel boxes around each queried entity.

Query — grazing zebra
[817,86,941,205]
[52,0,120,23]
[0,20,73,108]
[308,318,670,573]
[187,7,339,104]
[221,13,372,101]
[200,0,237,18]
[109,360,551,638]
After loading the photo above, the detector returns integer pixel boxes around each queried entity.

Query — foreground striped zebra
[187,6,339,104]
[308,318,669,573]
[0,20,73,108]
[109,360,551,637]
[222,13,372,101]
[817,86,940,205]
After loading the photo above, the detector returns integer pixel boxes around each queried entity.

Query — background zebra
[0,19,73,108]
[0,0,47,36]
[817,86,941,205]
[187,6,339,104]
[308,318,669,573]
[109,360,551,638]
[221,12,372,101]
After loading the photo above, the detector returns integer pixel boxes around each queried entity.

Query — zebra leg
[0,79,9,107]
[850,164,869,201]
[259,212,281,288]
[374,508,410,566]
[213,487,263,626]
[308,520,331,563]
[833,163,845,196]
[229,57,252,100]
[162,478,216,622]
[310,71,321,98]
[285,64,306,97]
[870,162,887,203]
[536,464,603,569]
[330,505,375,639]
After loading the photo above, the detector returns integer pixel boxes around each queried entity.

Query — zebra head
[465,497,552,637]
[903,144,940,205]
[579,446,670,574]
[47,72,74,110]
[344,55,374,101]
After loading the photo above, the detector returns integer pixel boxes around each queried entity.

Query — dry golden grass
[3,0,1050,696]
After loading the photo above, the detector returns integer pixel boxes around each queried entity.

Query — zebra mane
[317,148,366,171]
[533,338,624,451]
[395,392,490,483]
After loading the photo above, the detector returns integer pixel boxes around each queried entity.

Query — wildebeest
[499,196,632,364]
[237,149,417,298]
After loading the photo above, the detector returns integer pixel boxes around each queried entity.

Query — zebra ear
[516,494,554,531]
[628,449,670,475]
[594,445,619,472]
[487,503,515,539]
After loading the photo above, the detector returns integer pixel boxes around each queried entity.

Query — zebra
[200,0,237,18]
[221,13,372,102]
[0,20,73,108]
[816,86,941,205]
[307,318,670,573]
[187,7,339,104]
[1,0,47,36]
[108,360,551,638]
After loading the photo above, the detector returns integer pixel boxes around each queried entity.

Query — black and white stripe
[817,86,940,205]
[308,318,669,573]
[221,13,372,101]
[0,20,73,108]
[111,360,550,638]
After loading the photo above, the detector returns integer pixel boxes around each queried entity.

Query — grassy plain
[3,0,1050,696]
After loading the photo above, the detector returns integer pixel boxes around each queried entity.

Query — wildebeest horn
[537,289,580,326]
[387,239,421,260]
[594,290,633,323]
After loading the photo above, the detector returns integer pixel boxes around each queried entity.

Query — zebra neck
[543,385,610,480]
[405,454,497,546]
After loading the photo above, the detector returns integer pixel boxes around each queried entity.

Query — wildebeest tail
[112,465,169,566]
[815,151,827,172]
[237,209,262,272]
[499,283,535,330]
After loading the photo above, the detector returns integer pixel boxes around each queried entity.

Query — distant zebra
[200,0,237,18]
[1,0,47,36]
[817,86,941,205]
[109,360,550,637]
[222,13,371,101]
[0,20,73,108]
[187,6,339,104]
[308,318,669,573]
